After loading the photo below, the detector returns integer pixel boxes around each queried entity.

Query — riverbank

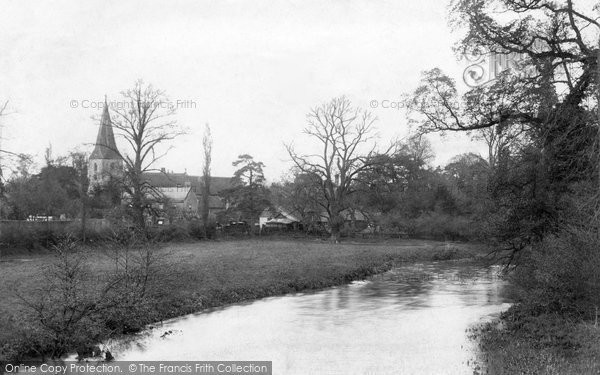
[0,238,486,361]
[473,306,600,374]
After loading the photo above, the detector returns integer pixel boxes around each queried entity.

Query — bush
[0,224,61,250]
[378,211,481,241]
[188,220,217,240]
[15,235,169,359]
[510,225,600,320]
[148,224,190,242]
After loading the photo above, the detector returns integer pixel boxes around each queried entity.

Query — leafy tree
[6,166,76,220]
[3,152,92,223]
[443,152,489,213]
[407,0,600,258]
[354,134,436,217]
[222,154,270,224]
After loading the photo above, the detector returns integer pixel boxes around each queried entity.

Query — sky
[0,0,485,181]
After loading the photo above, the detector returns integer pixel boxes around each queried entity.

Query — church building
[88,99,123,191]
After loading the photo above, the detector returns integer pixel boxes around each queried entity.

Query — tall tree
[0,100,27,183]
[286,96,393,242]
[110,80,184,229]
[201,123,213,236]
[407,0,600,259]
[69,152,89,240]
[223,154,269,224]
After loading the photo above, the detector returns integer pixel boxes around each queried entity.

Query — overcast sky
[0,0,484,180]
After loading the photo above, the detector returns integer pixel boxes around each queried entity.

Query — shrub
[0,224,61,250]
[510,225,600,320]
[378,211,481,241]
[188,220,217,240]
[15,237,110,358]
[148,224,190,242]
[15,235,169,359]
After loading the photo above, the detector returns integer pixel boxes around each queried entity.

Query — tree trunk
[329,212,343,243]
[133,190,145,230]
[80,200,87,242]
[202,177,210,238]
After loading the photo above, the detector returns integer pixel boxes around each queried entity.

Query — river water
[110,262,509,375]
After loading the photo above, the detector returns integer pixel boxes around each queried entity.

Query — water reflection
[106,262,510,374]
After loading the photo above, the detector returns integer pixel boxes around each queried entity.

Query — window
[94,163,97,172]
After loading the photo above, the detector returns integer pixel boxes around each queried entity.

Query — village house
[259,206,301,230]
[154,186,199,222]
[142,171,231,220]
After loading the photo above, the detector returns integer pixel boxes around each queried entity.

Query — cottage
[156,186,199,219]
[143,171,231,219]
[259,206,301,230]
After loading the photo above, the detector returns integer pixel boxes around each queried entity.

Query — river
[104,261,509,374]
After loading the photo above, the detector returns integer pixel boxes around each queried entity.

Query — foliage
[418,1,600,371]
[509,207,600,320]
[148,223,191,242]
[188,219,216,239]
[4,164,81,220]
[221,154,270,224]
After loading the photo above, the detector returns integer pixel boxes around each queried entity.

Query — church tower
[88,98,123,191]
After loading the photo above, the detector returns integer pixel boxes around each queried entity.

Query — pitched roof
[142,172,232,195]
[206,195,225,209]
[144,172,195,188]
[90,102,121,160]
[199,176,233,195]
[157,187,192,203]
[260,206,300,222]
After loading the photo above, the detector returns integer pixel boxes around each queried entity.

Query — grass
[472,309,600,375]
[0,238,482,360]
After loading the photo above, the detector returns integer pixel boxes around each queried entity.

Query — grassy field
[0,238,483,360]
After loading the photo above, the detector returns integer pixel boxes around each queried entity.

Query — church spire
[90,98,120,160]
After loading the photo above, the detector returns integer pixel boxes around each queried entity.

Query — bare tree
[201,123,212,237]
[0,100,31,223]
[0,100,24,180]
[110,80,185,229]
[286,96,393,242]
